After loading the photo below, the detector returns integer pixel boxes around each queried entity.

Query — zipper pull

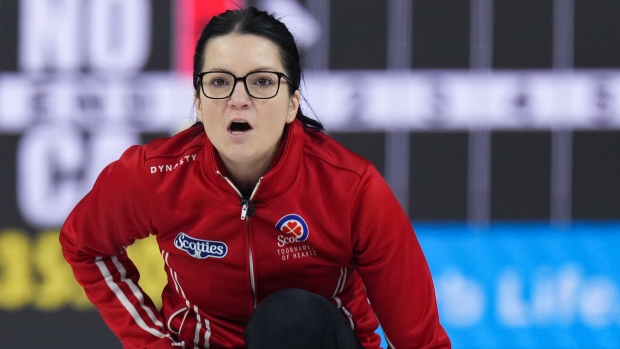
[241,202,249,220]
[240,198,257,220]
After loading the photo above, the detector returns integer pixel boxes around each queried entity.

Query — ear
[286,90,301,124]
[195,95,203,122]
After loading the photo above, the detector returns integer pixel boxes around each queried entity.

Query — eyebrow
[204,66,280,74]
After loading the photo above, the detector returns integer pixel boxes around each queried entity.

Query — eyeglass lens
[201,72,282,99]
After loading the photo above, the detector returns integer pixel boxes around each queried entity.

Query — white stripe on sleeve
[331,267,348,298]
[110,256,165,329]
[95,257,168,339]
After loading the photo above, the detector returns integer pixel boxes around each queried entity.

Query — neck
[220,141,280,197]
[223,159,268,197]
[218,126,289,198]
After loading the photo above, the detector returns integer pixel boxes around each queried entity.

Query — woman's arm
[352,165,451,349]
[60,145,180,349]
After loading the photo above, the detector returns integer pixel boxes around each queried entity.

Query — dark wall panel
[493,0,553,69]
[0,134,24,227]
[0,1,19,71]
[572,131,620,219]
[574,0,620,68]
[329,131,386,176]
[330,1,387,69]
[145,0,173,71]
[412,0,470,69]
[409,132,468,221]
[0,310,121,349]
[491,131,551,220]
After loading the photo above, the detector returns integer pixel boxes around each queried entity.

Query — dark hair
[193,6,324,131]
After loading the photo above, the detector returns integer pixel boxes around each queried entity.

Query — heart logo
[283,221,303,238]
[275,214,310,243]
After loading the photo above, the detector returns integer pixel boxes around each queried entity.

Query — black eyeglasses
[196,71,294,99]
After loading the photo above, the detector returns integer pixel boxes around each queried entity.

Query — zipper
[247,223,258,309]
[242,179,261,219]
[216,171,261,308]
[216,171,261,220]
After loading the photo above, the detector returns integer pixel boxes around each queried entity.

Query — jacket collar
[201,119,305,201]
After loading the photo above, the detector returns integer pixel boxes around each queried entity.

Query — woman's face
[196,34,300,170]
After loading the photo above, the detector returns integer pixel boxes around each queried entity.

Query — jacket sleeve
[59,145,179,349]
[352,165,451,349]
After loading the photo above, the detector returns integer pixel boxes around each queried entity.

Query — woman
[60,6,450,349]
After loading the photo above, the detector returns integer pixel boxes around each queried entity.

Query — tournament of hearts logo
[275,214,310,246]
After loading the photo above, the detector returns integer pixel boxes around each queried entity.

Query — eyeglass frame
[195,70,295,100]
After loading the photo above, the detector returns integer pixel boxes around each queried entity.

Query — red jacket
[60,120,450,349]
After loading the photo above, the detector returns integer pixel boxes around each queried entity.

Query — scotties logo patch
[275,214,317,260]
[275,214,309,245]
[174,232,227,259]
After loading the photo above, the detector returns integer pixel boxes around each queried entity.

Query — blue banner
[384,223,620,349]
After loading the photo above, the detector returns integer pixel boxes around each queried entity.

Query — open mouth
[229,121,252,135]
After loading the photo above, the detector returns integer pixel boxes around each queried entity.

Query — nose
[228,79,251,108]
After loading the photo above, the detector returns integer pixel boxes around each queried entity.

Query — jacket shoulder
[144,125,204,160]
[303,129,374,177]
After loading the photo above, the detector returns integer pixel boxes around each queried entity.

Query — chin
[223,149,257,163]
